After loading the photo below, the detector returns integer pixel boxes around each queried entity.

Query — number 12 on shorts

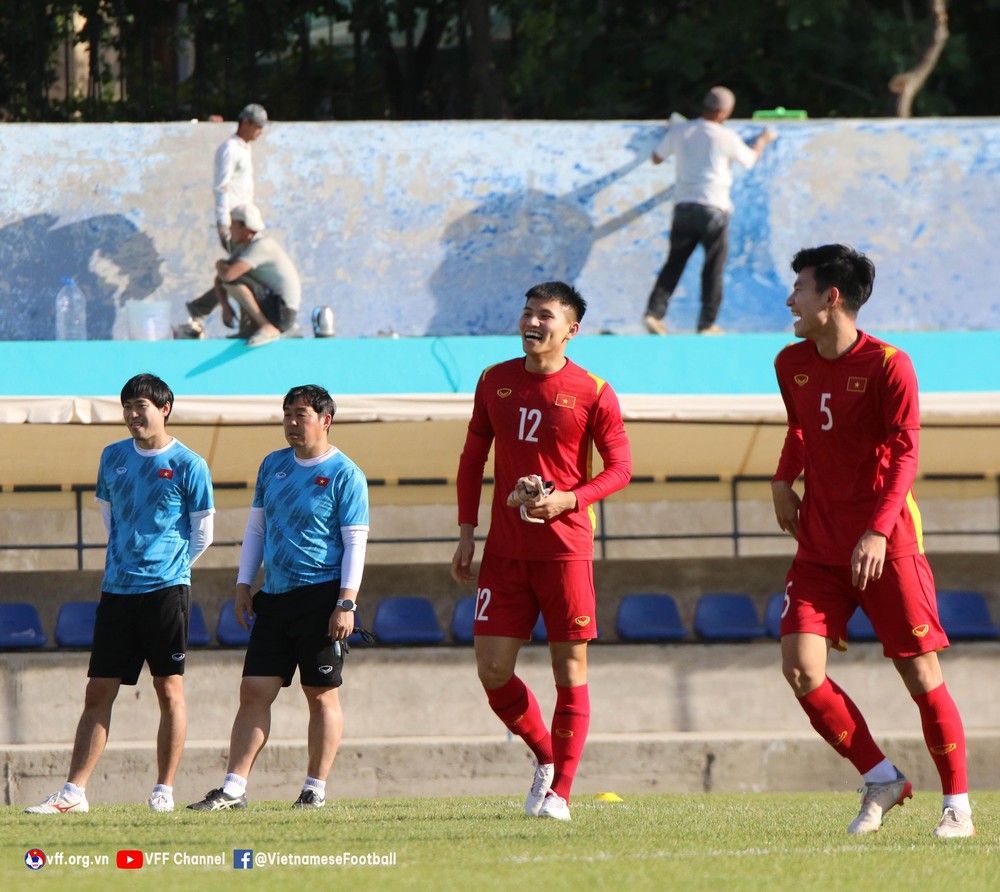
[476,588,491,621]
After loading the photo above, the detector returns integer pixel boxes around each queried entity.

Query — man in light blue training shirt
[26,374,215,816]
[189,384,369,811]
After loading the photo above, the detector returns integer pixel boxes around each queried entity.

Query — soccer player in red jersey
[772,244,973,838]
[451,281,632,821]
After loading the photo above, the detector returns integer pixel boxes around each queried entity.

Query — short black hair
[283,384,337,418]
[524,281,587,322]
[120,373,173,422]
[791,244,875,314]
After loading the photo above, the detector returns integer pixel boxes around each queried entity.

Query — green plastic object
[752,107,808,120]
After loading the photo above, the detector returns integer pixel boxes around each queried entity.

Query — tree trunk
[889,0,949,117]
[465,0,506,117]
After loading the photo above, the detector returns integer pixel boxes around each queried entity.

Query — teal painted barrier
[2,332,997,399]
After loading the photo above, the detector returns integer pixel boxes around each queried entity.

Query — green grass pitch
[4,791,995,891]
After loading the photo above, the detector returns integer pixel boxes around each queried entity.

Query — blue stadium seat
[615,593,686,642]
[216,598,253,646]
[847,606,879,642]
[693,593,766,641]
[936,590,999,640]
[187,602,212,647]
[54,600,99,647]
[451,596,477,644]
[0,602,48,648]
[765,592,786,640]
[372,596,445,645]
[531,613,548,643]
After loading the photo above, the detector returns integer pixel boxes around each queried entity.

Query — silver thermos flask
[312,306,336,338]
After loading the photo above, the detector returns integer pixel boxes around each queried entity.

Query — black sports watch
[335,598,356,612]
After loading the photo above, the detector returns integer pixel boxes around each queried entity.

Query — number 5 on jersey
[819,392,833,430]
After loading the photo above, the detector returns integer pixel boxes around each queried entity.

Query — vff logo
[233,849,254,870]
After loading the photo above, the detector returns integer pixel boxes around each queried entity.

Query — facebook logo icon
[233,850,254,870]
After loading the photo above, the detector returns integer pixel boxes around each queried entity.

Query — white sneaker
[173,318,205,340]
[538,792,571,822]
[525,761,555,816]
[25,790,90,814]
[847,770,912,834]
[933,807,975,838]
[149,790,175,813]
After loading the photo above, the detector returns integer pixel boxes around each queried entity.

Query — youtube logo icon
[116,850,144,869]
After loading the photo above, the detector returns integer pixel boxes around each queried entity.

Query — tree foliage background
[0,0,997,122]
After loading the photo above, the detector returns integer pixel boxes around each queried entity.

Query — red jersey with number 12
[457,357,632,561]
[773,331,924,566]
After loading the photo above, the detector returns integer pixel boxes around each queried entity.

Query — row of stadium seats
[1,590,997,649]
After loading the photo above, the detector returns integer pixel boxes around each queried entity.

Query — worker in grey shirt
[216,204,301,348]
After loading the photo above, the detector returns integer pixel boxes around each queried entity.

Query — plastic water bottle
[55,277,87,340]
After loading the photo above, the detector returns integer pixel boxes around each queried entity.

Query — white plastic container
[55,278,88,340]
[126,300,172,341]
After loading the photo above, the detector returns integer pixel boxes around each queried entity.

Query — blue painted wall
[1,119,998,340]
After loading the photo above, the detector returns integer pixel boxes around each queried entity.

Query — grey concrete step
[7,730,1000,808]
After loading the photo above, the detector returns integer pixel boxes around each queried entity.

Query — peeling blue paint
[1,119,998,340]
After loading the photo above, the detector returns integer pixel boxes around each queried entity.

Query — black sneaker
[186,788,247,811]
[292,789,325,809]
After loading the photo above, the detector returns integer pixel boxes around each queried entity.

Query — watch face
[337,599,356,611]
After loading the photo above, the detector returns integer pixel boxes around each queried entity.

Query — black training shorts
[243,580,344,688]
[237,275,297,332]
[88,585,190,685]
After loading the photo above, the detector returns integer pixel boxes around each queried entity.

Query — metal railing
[2,474,998,570]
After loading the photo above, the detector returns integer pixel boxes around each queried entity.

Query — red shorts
[780,555,949,658]
[474,552,597,641]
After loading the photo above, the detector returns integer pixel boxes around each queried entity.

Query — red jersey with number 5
[773,331,924,566]
[457,357,632,561]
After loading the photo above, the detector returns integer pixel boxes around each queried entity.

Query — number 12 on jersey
[518,407,541,442]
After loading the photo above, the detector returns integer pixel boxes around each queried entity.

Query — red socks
[798,677,884,773]
[550,684,590,801]
[485,675,552,765]
[485,679,591,802]
[913,683,968,794]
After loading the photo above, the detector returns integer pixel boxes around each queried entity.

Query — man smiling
[772,244,974,838]
[26,374,214,815]
[452,281,632,821]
